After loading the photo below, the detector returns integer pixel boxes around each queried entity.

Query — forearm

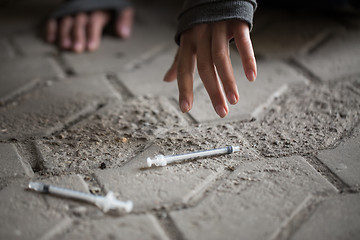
[51,0,131,19]
[175,0,257,44]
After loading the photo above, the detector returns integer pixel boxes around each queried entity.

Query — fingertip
[246,70,256,82]
[73,42,84,53]
[180,100,191,113]
[116,7,133,39]
[215,104,228,118]
[121,26,131,38]
[116,25,131,39]
[227,92,238,105]
[87,41,98,51]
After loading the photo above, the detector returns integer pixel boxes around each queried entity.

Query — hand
[46,7,134,53]
[164,20,257,118]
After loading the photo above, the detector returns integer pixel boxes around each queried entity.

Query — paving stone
[62,19,174,75]
[0,180,71,240]
[233,75,360,157]
[117,45,202,98]
[252,10,343,58]
[170,156,336,240]
[36,96,189,175]
[94,145,225,212]
[0,143,33,179]
[189,53,308,123]
[55,214,169,240]
[40,174,95,213]
[94,125,257,212]
[0,74,120,140]
[291,194,360,240]
[13,33,58,56]
[317,124,360,188]
[0,57,63,103]
[297,31,360,81]
[0,38,14,60]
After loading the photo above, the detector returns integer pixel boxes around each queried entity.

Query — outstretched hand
[46,7,134,52]
[164,20,257,118]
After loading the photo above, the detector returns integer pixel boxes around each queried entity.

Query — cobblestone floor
[1,0,360,240]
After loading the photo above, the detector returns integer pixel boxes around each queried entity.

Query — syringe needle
[147,145,240,167]
[28,182,133,213]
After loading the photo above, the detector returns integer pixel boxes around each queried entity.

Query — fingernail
[88,41,97,51]
[227,93,238,105]
[74,42,83,52]
[246,71,256,82]
[180,100,190,113]
[121,26,130,37]
[215,105,228,118]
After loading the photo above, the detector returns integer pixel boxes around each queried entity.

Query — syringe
[28,182,133,213]
[146,145,240,167]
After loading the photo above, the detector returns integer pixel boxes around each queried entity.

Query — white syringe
[28,182,133,213]
[147,145,240,167]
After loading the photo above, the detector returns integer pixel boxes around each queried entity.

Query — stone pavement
[1,0,360,239]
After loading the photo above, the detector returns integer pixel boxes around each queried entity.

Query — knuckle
[197,62,213,76]
[243,56,256,66]
[212,48,228,61]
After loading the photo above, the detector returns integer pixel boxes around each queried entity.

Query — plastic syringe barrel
[147,146,240,167]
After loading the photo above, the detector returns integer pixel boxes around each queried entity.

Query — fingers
[211,22,239,106]
[115,7,134,39]
[233,21,257,82]
[164,50,178,82]
[197,26,228,118]
[48,9,114,52]
[46,19,57,43]
[177,35,196,113]
[59,16,73,49]
[72,13,88,53]
[88,11,109,51]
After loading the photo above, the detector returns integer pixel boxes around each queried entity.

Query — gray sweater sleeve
[175,0,257,44]
[51,0,131,19]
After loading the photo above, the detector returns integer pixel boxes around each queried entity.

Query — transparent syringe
[147,145,240,167]
[28,182,133,213]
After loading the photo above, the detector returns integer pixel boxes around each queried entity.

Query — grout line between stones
[124,41,172,71]
[183,168,232,206]
[304,155,352,193]
[0,76,42,106]
[169,97,198,125]
[156,212,187,240]
[106,73,134,101]
[46,55,67,79]
[38,217,74,240]
[305,31,334,55]
[15,141,46,174]
[13,143,34,177]
[56,54,76,77]
[1,37,16,58]
[8,36,24,57]
[285,58,323,85]
[269,194,320,240]
[51,102,106,137]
